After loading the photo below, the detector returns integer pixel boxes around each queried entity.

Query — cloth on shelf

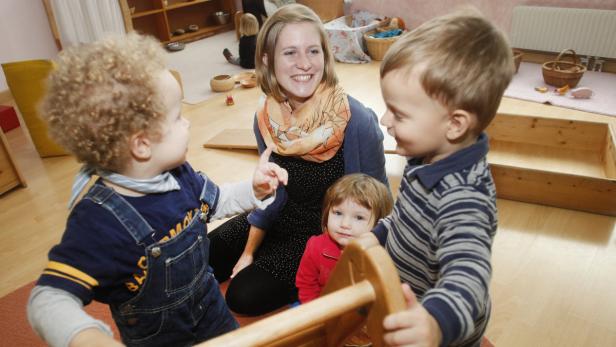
[325,11,386,64]
[504,62,616,117]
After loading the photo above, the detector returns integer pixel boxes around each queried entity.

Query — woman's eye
[310,48,321,55]
[284,50,295,56]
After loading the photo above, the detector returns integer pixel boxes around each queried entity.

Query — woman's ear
[129,131,152,161]
[262,53,268,66]
[446,109,475,141]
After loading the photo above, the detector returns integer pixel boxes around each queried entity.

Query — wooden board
[203,128,398,154]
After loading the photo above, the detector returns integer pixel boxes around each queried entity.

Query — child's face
[327,198,374,248]
[273,22,324,109]
[380,67,452,164]
[150,70,190,172]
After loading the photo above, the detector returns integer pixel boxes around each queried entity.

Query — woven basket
[542,49,586,87]
[512,49,523,73]
[364,30,402,61]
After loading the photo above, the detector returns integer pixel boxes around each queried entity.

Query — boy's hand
[70,327,124,347]
[253,146,288,200]
[383,283,442,347]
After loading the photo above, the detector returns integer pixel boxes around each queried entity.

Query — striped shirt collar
[405,132,490,190]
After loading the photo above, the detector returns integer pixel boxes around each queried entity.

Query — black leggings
[208,228,296,316]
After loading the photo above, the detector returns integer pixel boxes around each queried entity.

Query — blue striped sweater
[374,133,496,347]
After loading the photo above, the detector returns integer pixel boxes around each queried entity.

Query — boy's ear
[446,109,475,141]
[129,131,152,161]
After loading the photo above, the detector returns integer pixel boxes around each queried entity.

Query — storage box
[486,113,616,216]
[0,105,20,133]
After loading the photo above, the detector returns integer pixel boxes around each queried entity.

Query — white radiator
[510,6,616,59]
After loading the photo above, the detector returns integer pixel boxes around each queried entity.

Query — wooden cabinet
[0,131,26,195]
[119,0,237,43]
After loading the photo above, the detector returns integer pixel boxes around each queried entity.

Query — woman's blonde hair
[240,13,260,36]
[381,8,514,132]
[42,33,167,172]
[255,3,338,102]
[321,174,393,232]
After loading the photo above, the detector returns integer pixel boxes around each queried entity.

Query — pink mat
[504,62,616,117]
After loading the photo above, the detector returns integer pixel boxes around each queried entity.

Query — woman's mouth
[292,74,312,82]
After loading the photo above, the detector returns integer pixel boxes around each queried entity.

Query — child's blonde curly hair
[42,32,167,172]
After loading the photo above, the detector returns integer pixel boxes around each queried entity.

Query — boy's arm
[28,285,118,347]
[295,237,321,304]
[422,192,495,346]
[207,147,287,221]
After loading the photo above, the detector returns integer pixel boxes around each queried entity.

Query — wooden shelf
[120,0,235,44]
[486,113,616,216]
[132,9,164,18]
[166,0,212,11]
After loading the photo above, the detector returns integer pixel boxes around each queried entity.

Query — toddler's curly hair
[42,32,167,172]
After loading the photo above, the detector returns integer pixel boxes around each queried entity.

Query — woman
[208,4,388,316]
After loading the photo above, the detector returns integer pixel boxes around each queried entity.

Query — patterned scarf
[256,83,351,162]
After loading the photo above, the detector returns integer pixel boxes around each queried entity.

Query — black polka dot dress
[219,146,345,287]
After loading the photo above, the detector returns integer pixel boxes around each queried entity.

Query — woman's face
[273,22,324,109]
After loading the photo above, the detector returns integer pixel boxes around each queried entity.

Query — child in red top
[296,173,393,303]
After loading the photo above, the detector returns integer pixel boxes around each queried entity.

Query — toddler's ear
[446,109,474,141]
[130,131,152,160]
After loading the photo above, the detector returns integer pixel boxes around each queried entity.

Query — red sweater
[295,233,342,303]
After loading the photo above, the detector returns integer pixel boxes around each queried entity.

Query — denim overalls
[83,183,238,347]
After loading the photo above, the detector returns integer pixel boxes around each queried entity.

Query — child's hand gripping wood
[383,283,442,347]
[252,146,288,200]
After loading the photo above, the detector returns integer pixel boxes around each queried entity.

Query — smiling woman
[207,3,390,316]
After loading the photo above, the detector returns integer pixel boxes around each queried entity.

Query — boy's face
[380,67,452,164]
[327,198,374,248]
[273,22,324,109]
[150,70,190,172]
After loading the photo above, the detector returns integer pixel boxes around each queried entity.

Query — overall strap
[83,184,155,246]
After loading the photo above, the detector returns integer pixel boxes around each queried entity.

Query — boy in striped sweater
[371,8,514,347]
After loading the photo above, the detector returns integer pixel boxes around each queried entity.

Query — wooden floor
[1,61,615,346]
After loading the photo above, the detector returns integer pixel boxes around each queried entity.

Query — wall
[350,0,616,35]
[0,0,58,91]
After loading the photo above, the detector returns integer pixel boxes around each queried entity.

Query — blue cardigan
[248,95,388,230]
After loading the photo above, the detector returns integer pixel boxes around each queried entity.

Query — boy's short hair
[321,174,393,231]
[381,8,514,132]
[255,3,338,103]
[240,13,260,36]
[42,33,167,172]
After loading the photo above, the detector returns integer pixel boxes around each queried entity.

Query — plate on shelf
[165,42,185,52]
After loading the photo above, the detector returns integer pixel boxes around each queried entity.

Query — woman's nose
[295,53,311,70]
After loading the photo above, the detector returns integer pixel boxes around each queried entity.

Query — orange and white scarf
[256,83,350,162]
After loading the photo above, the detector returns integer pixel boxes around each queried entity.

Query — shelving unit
[119,0,236,44]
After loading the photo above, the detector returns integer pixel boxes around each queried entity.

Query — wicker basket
[364,30,402,61]
[512,49,523,73]
[542,49,586,87]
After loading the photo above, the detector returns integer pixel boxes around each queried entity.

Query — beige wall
[0,0,58,91]
[350,0,616,36]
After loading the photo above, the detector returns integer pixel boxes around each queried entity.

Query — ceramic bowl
[210,74,235,92]
[240,76,257,88]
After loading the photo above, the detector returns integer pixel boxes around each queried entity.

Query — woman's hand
[231,252,254,278]
[253,146,288,200]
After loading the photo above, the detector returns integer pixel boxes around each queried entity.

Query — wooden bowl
[210,74,235,92]
[240,76,257,88]
[234,71,256,83]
